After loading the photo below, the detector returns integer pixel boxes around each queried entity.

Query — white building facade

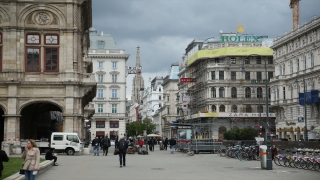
[270,16,320,141]
[88,28,129,140]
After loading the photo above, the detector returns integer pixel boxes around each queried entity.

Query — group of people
[91,135,112,156]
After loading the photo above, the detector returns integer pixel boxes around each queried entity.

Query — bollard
[259,145,267,169]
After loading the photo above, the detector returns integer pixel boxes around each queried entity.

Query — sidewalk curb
[4,160,54,180]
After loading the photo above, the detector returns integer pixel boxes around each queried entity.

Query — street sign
[298,116,304,122]
[180,78,196,83]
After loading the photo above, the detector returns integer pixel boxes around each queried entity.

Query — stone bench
[4,160,54,180]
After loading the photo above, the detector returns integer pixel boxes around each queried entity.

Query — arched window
[211,87,216,98]
[231,105,237,113]
[219,105,225,112]
[311,52,314,67]
[219,87,225,98]
[257,105,263,113]
[212,105,217,112]
[245,87,251,98]
[231,87,237,98]
[257,87,263,98]
[245,105,252,113]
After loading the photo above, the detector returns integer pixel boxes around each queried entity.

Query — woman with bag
[22,139,40,180]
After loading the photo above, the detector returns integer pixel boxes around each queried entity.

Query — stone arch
[17,4,67,28]
[18,99,64,115]
[0,102,7,114]
[0,7,10,22]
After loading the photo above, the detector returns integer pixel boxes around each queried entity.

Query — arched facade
[0,0,96,149]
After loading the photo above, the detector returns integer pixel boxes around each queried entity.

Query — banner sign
[299,93,305,106]
[306,92,312,104]
[311,90,319,103]
[180,78,196,83]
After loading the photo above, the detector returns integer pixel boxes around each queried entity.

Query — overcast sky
[92,0,320,99]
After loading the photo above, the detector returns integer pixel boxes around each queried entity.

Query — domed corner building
[177,31,277,140]
[0,0,96,150]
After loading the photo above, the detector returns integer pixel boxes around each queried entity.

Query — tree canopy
[126,118,156,137]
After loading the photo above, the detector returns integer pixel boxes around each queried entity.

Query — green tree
[126,118,156,137]
[239,127,258,140]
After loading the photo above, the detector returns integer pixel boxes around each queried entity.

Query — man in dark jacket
[169,137,177,154]
[118,137,128,167]
[164,137,168,150]
[0,150,9,178]
[91,137,100,156]
[45,148,58,166]
[101,135,111,156]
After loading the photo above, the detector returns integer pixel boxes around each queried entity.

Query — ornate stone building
[270,16,320,140]
[0,0,96,149]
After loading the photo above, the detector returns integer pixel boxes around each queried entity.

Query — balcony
[94,113,126,118]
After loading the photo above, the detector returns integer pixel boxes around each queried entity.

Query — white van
[50,132,83,155]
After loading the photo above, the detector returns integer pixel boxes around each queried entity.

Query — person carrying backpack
[101,135,111,156]
[118,137,128,167]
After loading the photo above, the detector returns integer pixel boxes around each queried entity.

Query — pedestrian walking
[101,135,111,156]
[118,137,128,167]
[150,137,155,151]
[271,145,278,160]
[0,149,9,178]
[22,139,40,180]
[115,136,119,148]
[164,137,168,150]
[92,137,100,156]
[169,137,176,154]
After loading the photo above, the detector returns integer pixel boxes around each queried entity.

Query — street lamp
[295,77,308,141]
[242,54,272,170]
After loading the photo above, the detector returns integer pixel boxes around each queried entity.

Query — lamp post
[242,54,272,170]
[295,77,308,141]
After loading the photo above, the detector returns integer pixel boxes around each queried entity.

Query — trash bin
[259,145,267,169]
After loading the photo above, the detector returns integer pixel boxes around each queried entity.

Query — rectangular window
[230,58,236,64]
[231,71,236,80]
[97,89,103,98]
[98,40,105,49]
[167,107,170,114]
[110,121,119,128]
[219,71,224,80]
[112,74,117,82]
[26,47,40,72]
[257,72,262,80]
[98,104,103,113]
[98,74,103,82]
[96,121,105,128]
[283,87,286,100]
[26,34,40,44]
[45,34,59,45]
[256,58,261,64]
[112,89,117,98]
[98,62,103,68]
[53,135,63,141]
[112,62,117,68]
[245,72,250,80]
[215,58,220,63]
[112,104,117,113]
[167,96,169,102]
[44,48,58,72]
[268,58,273,64]
[245,58,250,64]
[211,71,215,80]
[268,72,273,80]
[67,135,79,143]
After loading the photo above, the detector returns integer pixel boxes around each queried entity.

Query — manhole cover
[151,168,164,170]
[223,167,233,168]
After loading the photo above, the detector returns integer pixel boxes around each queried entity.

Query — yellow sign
[236,24,246,33]
[187,47,273,65]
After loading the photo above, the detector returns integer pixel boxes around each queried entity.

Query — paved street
[36,146,319,180]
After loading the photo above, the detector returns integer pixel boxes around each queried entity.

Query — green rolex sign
[221,35,260,42]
